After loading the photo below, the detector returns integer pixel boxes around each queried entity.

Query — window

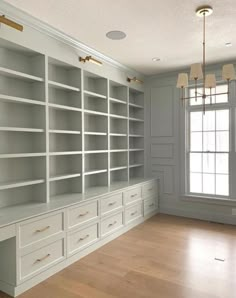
[187,85,230,197]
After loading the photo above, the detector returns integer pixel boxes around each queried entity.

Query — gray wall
[145,65,236,225]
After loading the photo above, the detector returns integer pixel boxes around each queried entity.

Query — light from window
[189,85,228,106]
[189,109,229,196]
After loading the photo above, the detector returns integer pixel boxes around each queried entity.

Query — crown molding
[0,1,140,75]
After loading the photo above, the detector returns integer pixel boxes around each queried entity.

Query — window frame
[185,84,231,199]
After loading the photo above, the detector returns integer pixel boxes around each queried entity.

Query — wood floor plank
[0,214,235,298]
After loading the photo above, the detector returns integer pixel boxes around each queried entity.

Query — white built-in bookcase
[0,38,144,208]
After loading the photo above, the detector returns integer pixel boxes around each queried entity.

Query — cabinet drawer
[68,223,98,255]
[19,213,64,248]
[125,203,143,224]
[101,212,123,237]
[144,197,157,216]
[20,238,64,281]
[142,181,158,199]
[68,201,98,228]
[101,193,123,215]
[123,186,141,205]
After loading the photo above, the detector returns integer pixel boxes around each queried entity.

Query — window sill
[181,194,236,207]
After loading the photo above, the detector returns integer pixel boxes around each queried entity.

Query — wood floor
[1,214,236,298]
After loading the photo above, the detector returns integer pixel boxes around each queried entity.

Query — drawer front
[142,181,158,199]
[68,223,98,255]
[20,239,64,281]
[144,197,157,216]
[101,193,123,215]
[68,201,98,228]
[125,203,143,224]
[123,186,141,205]
[19,213,63,248]
[101,212,123,237]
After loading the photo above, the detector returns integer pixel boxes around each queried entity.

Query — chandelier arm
[180,91,229,101]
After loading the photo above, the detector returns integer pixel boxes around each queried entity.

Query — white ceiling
[4,0,236,75]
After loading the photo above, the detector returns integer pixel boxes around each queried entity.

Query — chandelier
[176,5,236,112]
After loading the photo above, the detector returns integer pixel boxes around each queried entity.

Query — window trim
[185,85,231,199]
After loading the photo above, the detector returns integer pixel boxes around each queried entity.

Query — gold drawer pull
[149,203,155,207]
[78,234,89,242]
[78,211,89,217]
[34,253,50,264]
[108,221,117,227]
[131,211,138,216]
[131,193,137,198]
[108,201,116,206]
[35,226,50,233]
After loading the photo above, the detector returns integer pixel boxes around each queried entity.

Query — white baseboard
[160,206,236,225]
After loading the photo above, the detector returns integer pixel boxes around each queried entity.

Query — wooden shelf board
[0,153,46,158]
[84,150,108,154]
[0,94,45,106]
[0,127,44,133]
[48,80,80,92]
[0,67,43,82]
[110,166,127,172]
[0,178,45,190]
[49,151,82,156]
[84,109,108,116]
[129,103,144,109]
[49,173,81,182]
[110,133,127,137]
[109,97,127,105]
[129,117,144,122]
[84,132,107,136]
[129,149,144,152]
[129,164,144,168]
[110,149,128,153]
[84,90,107,99]
[110,114,127,120]
[49,129,81,135]
[84,169,107,176]
[129,134,144,138]
[49,103,82,112]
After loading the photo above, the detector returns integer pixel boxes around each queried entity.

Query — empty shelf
[84,90,106,99]
[0,67,44,82]
[0,178,45,190]
[48,80,80,92]
[110,166,127,171]
[49,173,81,182]
[129,164,144,168]
[49,129,81,135]
[49,103,82,112]
[0,127,44,133]
[0,94,46,106]
[110,97,127,105]
[84,169,107,176]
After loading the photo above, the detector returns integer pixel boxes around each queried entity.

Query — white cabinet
[101,212,123,237]
[19,238,65,282]
[68,223,98,256]
[68,201,98,228]
[123,186,142,205]
[125,202,143,224]
[101,193,123,215]
[19,212,64,248]
[0,178,158,297]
